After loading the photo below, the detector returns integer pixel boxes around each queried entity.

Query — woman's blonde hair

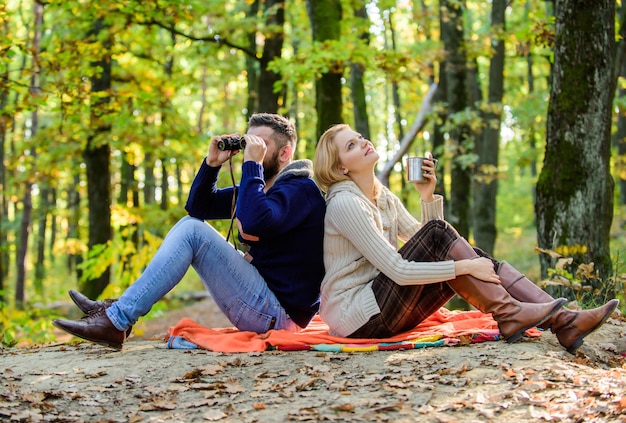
[314,124,351,193]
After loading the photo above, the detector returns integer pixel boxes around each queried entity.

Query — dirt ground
[1,297,626,423]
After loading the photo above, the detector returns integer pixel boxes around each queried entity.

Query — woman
[313,123,619,353]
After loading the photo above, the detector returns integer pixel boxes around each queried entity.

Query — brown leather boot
[52,311,126,350]
[497,261,620,353]
[69,289,117,314]
[447,238,567,343]
[68,290,133,338]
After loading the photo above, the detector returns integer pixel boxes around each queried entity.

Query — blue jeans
[106,216,300,333]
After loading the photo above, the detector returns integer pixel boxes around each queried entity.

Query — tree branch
[138,18,258,60]
[377,83,438,186]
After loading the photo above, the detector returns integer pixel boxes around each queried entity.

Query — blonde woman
[313,123,618,352]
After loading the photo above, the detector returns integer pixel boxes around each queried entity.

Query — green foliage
[1,296,59,348]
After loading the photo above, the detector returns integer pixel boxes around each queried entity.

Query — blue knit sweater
[185,159,325,328]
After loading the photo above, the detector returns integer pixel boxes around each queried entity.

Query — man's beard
[263,150,280,181]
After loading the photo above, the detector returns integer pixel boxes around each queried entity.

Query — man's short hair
[248,113,296,149]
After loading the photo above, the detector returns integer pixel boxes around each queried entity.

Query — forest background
[1,0,626,347]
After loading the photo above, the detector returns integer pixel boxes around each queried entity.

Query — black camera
[217,136,246,151]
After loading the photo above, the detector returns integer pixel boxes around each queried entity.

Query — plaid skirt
[349,219,461,338]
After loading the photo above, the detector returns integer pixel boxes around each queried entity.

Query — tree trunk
[176,163,183,206]
[82,17,113,299]
[67,174,82,280]
[0,22,8,296]
[35,187,50,295]
[614,4,626,206]
[119,153,132,206]
[386,11,412,202]
[437,41,467,311]
[536,0,615,299]
[158,31,175,214]
[387,13,403,146]
[350,5,370,141]
[615,71,626,206]
[433,66,448,202]
[440,0,471,238]
[614,2,626,86]
[119,151,137,272]
[15,184,31,308]
[144,152,156,205]
[258,0,285,113]
[524,0,539,217]
[246,0,260,117]
[49,188,57,264]
[160,160,169,211]
[306,0,343,139]
[435,34,467,310]
[16,0,44,307]
[472,0,505,254]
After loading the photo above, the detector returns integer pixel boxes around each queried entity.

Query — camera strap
[226,155,239,250]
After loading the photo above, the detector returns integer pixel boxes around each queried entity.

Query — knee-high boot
[497,261,619,353]
[447,238,567,343]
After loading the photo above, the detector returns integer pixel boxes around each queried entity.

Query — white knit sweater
[320,180,457,337]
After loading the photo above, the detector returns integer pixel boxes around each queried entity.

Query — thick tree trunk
[440,0,471,238]
[350,5,370,141]
[472,0,505,254]
[433,60,448,202]
[536,0,615,298]
[258,0,285,113]
[82,17,113,299]
[306,0,343,139]
[351,62,369,139]
[245,0,260,117]
[83,142,112,297]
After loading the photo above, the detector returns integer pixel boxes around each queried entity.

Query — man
[53,113,326,349]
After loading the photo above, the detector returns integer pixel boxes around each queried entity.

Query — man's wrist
[206,157,222,167]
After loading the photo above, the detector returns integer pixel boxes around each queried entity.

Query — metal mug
[406,156,438,183]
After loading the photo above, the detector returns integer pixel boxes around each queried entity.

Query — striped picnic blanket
[165,307,542,353]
